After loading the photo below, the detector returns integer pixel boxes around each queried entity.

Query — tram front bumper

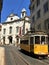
[34,52,48,55]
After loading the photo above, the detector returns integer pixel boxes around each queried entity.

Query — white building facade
[0,24,2,44]
[1,8,30,45]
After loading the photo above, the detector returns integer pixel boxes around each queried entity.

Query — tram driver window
[46,37,48,44]
[41,36,45,44]
[35,36,40,44]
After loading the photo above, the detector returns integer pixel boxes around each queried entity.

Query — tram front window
[41,36,45,44]
[35,36,40,44]
[46,37,48,44]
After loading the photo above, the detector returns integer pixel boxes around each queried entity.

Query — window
[37,10,40,19]
[3,37,5,44]
[35,36,40,44]
[41,36,48,44]
[37,24,41,30]
[44,18,49,29]
[31,0,34,3]
[31,0,34,2]
[46,37,48,44]
[30,37,34,44]
[32,16,35,22]
[44,2,48,13]
[20,40,28,44]
[36,0,40,7]
[48,35,49,44]
[11,18,13,20]
[22,12,24,17]
[0,25,2,31]
[9,27,12,34]
[16,27,19,33]
[3,28,6,34]
[48,24,49,29]
[32,5,35,12]
[41,36,45,44]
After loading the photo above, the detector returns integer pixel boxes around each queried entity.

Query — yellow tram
[20,31,48,57]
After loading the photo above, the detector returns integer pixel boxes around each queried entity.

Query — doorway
[8,36,12,44]
[3,37,5,45]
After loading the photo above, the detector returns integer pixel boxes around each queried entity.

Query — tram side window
[30,37,33,44]
[20,40,28,44]
[20,40,23,44]
[46,37,48,44]
[35,36,40,44]
[41,36,45,44]
[48,36,49,45]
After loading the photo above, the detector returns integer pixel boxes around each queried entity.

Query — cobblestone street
[0,45,49,65]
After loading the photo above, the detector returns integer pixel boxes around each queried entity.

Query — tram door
[30,37,34,52]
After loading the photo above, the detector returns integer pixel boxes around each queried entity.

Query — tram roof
[20,31,48,39]
[26,31,47,35]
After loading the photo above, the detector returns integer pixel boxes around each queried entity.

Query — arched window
[16,26,19,33]
[9,26,12,34]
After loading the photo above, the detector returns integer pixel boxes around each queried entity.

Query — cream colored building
[1,8,30,45]
[29,0,49,42]
[0,24,2,44]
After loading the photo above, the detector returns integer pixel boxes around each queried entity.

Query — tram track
[35,57,49,65]
[41,58,49,65]
[4,46,49,65]
[10,46,49,65]
[5,47,17,65]
[10,47,30,65]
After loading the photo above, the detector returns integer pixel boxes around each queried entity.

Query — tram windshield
[46,37,48,44]
[35,36,48,44]
[35,36,40,44]
[41,36,48,44]
[41,36,45,44]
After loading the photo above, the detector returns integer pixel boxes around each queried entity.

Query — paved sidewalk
[0,47,5,65]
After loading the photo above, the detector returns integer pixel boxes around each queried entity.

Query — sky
[1,0,30,23]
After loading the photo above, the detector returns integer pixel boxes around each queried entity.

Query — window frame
[43,2,48,13]
[3,28,6,34]
[36,0,40,7]
[9,26,12,34]
[37,9,40,19]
